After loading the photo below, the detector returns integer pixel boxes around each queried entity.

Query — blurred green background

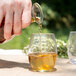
[0,0,76,54]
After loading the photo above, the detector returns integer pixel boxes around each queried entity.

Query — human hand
[0,0,32,40]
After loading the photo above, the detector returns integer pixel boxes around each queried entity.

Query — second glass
[68,31,76,64]
[27,33,57,72]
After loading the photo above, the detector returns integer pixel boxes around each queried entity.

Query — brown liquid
[39,24,42,52]
[28,52,57,71]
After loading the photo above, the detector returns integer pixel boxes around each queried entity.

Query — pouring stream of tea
[32,3,43,52]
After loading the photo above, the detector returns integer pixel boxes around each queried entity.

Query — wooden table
[0,54,76,76]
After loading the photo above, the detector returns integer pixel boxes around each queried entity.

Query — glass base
[70,59,76,65]
[32,68,57,72]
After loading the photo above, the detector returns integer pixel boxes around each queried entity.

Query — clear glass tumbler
[68,31,76,64]
[26,33,57,72]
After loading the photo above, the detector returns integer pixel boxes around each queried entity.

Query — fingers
[4,9,13,40]
[0,8,4,26]
[22,0,32,28]
[2,0,32,41]
[13,3,23,35]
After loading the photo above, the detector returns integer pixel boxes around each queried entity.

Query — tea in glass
[26,33,57,72]
[29,52,57,72]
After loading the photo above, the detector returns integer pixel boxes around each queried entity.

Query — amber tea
[28,52,57,72]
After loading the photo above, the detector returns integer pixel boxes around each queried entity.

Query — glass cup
[68,31,76,64]
[26,33,57,72]
[0,3,43,44]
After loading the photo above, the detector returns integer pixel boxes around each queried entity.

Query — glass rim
[31,33,55,35]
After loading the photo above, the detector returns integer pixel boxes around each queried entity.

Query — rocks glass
[27,33,57,72]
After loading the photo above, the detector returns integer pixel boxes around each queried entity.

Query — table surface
[0,52,76,76]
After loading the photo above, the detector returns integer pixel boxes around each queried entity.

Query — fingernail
[14,31,21,36]
[4,33,11,40]
[14,33,21,35]
[22,22,30,29]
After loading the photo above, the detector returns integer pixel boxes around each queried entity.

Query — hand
[0,0,32,40]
